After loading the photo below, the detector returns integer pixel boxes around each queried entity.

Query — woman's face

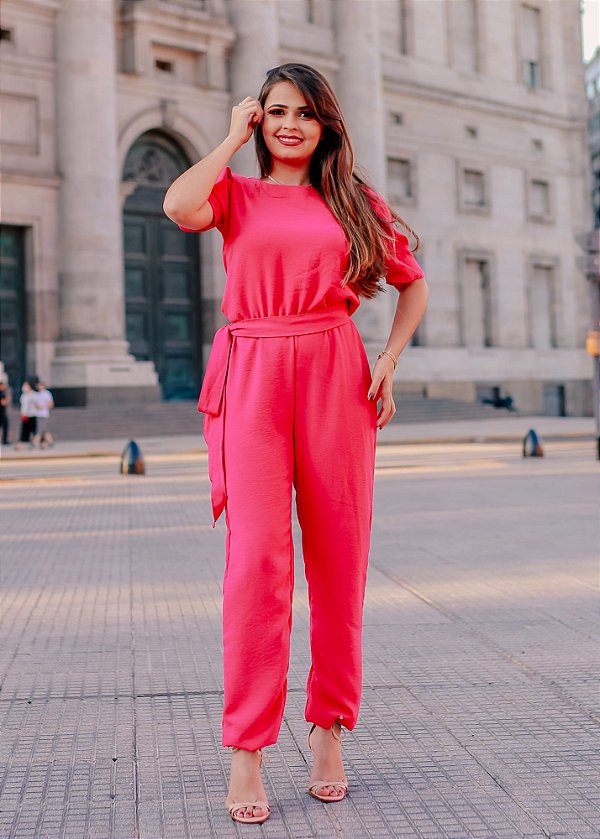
[261,81,323,165]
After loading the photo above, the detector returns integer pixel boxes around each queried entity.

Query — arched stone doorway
[122,130,201,400]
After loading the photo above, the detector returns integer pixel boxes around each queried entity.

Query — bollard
[522,428,544,458]
[120,439,145,474]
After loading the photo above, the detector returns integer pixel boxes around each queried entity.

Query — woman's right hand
[227,97,263,146]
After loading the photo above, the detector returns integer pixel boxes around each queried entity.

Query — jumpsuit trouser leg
[216,318,377,750]
[218,334,296,750]
[293,320,377,732]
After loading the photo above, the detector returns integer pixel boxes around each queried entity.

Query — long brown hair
[254,63,421,299]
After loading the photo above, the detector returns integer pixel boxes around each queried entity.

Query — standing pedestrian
[163,63,429,825]
[14,380,37,449]
[31,380,54,448]
[0,377,12,445]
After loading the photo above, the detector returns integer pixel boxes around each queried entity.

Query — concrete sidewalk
[1,415,595,462]
[1,439,597,838]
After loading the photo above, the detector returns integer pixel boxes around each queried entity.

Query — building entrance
[0,226,26,400]
[122,131,201,400]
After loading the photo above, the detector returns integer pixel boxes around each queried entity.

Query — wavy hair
[254,63,421,299]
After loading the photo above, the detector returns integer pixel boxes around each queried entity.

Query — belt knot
[198,307,350,526]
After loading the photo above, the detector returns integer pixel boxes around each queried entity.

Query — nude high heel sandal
[225,747,271,824]
[306,721,349,802]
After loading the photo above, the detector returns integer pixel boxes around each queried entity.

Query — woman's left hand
[368,355,396,429]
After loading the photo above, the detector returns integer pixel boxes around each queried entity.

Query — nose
[282,114,300,133]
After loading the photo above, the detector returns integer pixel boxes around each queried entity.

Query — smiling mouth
[276,136,303,145]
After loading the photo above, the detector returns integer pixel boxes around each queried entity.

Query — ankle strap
[332,722,345,741]
[226,746,269,763]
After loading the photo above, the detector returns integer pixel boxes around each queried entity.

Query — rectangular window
[0,225,27,396]
[450,0,478,73]
[521,4,542,88]
[528,179,551,220]
[409,249,425,346]
[379,0,408,54]
[592,152,600,229]
[461,258,493,347]
[398,0,408,54]
[150,43,208,86]
[457,164,489,215]
[387,157,413,203]
[543,384,566,416]
[462,169,485,207]
[155,59,173,73]
[529,264,557,349]
[410,319,424,347]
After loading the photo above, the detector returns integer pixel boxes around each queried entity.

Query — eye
[267,108,316,119]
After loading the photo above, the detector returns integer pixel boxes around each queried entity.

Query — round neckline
[253,177,316,190]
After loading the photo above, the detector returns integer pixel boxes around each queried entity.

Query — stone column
[51,0,158,405]
[227,0,280,176]
[201,1,279,338]
[332,0,393,346]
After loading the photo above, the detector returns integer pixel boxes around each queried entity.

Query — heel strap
[306,723,317,751]
[307,721,345,751]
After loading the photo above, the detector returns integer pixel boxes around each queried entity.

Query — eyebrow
[266,103,312,110]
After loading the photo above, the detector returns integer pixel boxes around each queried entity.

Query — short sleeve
[177,165,233,234]
[363,186,425,289]
[384,229,425,289]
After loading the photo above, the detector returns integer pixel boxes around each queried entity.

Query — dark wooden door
[122,133,201,400]
[0,225,26,401]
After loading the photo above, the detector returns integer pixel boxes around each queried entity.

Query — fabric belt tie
[198,307,351,527]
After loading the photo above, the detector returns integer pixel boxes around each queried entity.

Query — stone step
[5,396,514,442]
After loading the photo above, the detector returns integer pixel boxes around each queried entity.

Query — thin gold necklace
[266,173,312,187]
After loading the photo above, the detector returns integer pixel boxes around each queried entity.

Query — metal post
[578,230,600,458]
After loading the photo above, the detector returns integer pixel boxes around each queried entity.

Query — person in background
[0,378,12,445]
[14,380,37,449]
[32,380,54,448]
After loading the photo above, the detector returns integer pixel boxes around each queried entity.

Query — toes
[238,805,266,818]
[319,784,343,797]
[312,782,341,796]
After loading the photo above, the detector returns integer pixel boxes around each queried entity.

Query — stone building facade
[0,0,594,414]
[586,45,600,230]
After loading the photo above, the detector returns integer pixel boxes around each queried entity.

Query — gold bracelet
[377,350,397,369]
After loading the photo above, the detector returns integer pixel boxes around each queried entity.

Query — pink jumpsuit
[179,167,424,750]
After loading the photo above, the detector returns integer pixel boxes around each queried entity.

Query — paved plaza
[0,438,598,838]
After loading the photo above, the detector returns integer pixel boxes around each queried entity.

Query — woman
[14,380,37,450]
[164,63,429,825]
[31,380,54,449]
[0,378,11,446]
